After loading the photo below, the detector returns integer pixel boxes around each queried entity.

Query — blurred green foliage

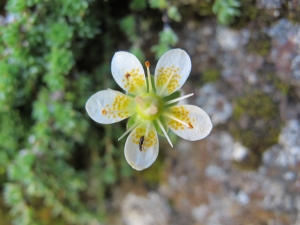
[0,0,243,224]
[212,0,241,25]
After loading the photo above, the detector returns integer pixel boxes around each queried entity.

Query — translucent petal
[111,51,147,95]
[164,105,212,141]
[124,123,159,171]
[155,49,191,97]
[86,90,135,124]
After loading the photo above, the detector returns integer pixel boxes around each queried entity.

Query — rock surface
[114,7,300,225]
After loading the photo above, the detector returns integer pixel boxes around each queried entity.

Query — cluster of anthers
[86,49,212,171]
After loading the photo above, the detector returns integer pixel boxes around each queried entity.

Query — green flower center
[135,93,163,120]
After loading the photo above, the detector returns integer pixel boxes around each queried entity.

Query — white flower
[86,49,212,171]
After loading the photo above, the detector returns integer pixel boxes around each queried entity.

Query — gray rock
[232,142,249,162]
[191,204,209,222]
[205,165,227,182]
[216,27,241,51]
[121,192,170,225]
[197,83,233,125]
[291,55,300,80]
[263,119,300,167]
[279,119,300,160]
[267,19,300,46]
[257,0,282,9]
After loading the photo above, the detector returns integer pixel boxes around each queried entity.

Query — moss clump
[202,69,221,83]
[231,0,258,28]
[246,33,271,56]
[230,91,281,170]
[266,73,290,96]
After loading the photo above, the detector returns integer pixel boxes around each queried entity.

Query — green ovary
[135,93,163,120]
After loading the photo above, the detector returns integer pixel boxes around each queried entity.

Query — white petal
[124,123,159,171]
[111,51,147,95]
[164,105,212,141]
[155,49,191,97]
[86,90,135,124]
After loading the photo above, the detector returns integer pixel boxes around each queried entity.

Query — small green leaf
[130,0,147,11]
[167,6,182,22]
[149,0,167,9]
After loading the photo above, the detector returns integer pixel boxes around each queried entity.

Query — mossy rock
[281,2,300,24]
[230,91,281,170]
[232,151,262,171]
[231,0,259,28]
[202,69,221,83]
[246,33,271,56]
[266,73,290,96]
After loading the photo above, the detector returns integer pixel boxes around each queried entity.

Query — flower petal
[164,105,212,141]
[124,123,159,171]
[86,90,135,124]
[111,51,147,95]
[155,49,191,97]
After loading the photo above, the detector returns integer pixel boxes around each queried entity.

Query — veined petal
[86,90,135,124]
[111,51,147,95]
[155,49,191,97]
[164,105,212,141]
[124,122,159,171]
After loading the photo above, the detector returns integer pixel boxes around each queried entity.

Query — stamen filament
[165,93,194,106]
[145,61,153,93]
[159,70,174,96]
[163,113,190,127]
[118,121,140,141]
[156,118,173,147]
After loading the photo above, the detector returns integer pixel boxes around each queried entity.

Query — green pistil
[135,93,163,120]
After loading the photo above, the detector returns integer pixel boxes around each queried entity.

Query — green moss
[202,69,221,83]
[0,195,12,225]
[233,91,277,120]
[266,73,290,96]
[246,34,271,56]
[231,0,258,28]
[230,91,281,170]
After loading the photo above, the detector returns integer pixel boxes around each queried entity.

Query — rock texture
[113,5,300,225]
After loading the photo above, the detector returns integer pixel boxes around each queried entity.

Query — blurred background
[1,0,300,224]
